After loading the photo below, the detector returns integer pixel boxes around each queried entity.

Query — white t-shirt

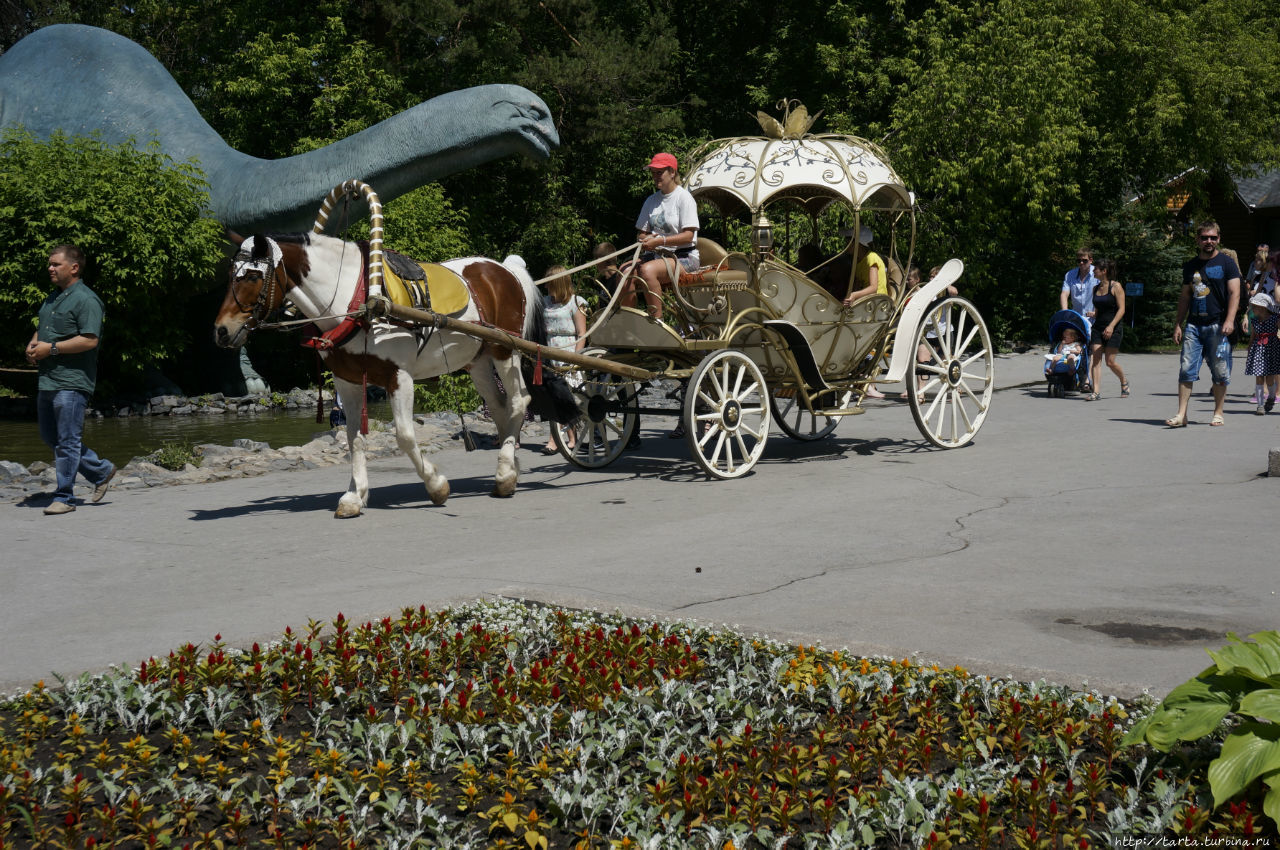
[635,185,700,266]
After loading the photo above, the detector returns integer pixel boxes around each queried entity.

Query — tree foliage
[0,129,225,387]
[3,0,1279,357]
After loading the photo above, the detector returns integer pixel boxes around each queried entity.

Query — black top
[1093,283,1119,327]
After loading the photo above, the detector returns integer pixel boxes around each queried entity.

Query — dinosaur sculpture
[0,24,559,231]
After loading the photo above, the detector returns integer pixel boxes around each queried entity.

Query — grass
[0,599,1271,848]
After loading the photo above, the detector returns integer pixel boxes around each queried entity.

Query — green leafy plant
[414,372,481,414]
[147,439,202,471]
[1124,630,1280,826]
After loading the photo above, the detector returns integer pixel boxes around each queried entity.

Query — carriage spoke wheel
[685,350,770,479]
[908,297,994,448]
[770,386,841,441]
[551,349,639,469]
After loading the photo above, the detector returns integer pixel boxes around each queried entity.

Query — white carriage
[551,111,996,479]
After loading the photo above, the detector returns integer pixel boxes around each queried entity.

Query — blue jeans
[37,389,113,504]
[1179,322,1231,385]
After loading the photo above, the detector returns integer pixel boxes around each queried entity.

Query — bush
[0,129,225,391]
[414,372,482,413]
[147,439,201,471]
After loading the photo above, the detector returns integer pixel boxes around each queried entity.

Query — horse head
[214,232,294,348]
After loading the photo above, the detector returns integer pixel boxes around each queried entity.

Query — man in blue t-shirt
[1166,222,1241,428]
[24,244,116,514]
[1059,248,1097,321]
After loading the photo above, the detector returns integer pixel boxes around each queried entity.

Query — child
[1245,292,1280,414]
[540,264,587,453]
[1045,327,1084,369]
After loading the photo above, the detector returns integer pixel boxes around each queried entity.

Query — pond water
[0,403,394,467]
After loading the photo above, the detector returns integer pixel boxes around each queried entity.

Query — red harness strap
[301,242,373,435]
[301,242,371,352]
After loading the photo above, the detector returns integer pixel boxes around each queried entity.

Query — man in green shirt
[24,244,115,514]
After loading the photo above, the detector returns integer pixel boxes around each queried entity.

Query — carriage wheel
[685,350,770,479]
[908,297,994,448]
[551,351,639,468]
[770,387,842,441]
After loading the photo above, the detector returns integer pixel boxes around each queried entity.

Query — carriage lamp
[752,214,774,257]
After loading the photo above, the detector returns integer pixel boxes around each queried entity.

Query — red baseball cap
[647,152,678,171]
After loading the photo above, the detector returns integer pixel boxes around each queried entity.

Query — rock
[28,461,50,473]
[195,444,240,459]
[171,405,193,415]
[0,460,27,482]
[232,438,270,452]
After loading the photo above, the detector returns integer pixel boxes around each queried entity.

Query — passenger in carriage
[619,152,700,321]
[796,242,826,282]
[592,242,624,298]
[821,225,886,304]
[826,225,890,396]
[840,225,887,306]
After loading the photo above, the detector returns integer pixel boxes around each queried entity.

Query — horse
[214,231,557,517]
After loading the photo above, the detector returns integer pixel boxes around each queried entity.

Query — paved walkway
[3,351,1277,698]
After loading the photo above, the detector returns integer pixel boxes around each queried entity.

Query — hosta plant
[1124,630,1280,827]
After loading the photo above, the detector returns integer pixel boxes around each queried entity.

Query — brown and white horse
[214,231,547,516]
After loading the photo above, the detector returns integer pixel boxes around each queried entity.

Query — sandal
[1085,392,1100,401]
[1120,383,1130,398]
[1164,415,1187,428]
[1210,414,1225,427]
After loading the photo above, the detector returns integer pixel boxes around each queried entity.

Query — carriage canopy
[684,134,914,218]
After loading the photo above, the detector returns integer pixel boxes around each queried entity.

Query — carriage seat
[676,237,749,289]
[697,237,728,265]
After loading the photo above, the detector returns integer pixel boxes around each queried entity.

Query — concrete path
[3,351,1277,698]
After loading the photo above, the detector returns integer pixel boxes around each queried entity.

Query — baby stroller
[1044,309,1090,398]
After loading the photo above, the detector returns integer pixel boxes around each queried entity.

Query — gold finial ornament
[752,99,822,140]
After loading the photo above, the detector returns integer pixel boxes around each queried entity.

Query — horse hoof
[335,495,363,518]
[428,478,450,505]
[490,481,516,498]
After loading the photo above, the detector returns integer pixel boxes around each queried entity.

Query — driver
[620,152,700,320]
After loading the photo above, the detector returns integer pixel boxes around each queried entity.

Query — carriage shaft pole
[375,299,657,381]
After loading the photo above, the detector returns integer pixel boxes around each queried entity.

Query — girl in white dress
[540,265,587,453]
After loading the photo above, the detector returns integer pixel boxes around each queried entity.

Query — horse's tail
[504,254,578,424]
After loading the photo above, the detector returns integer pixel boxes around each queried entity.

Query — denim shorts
[1179,322,1231,385]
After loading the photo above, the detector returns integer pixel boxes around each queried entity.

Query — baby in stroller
[1044,310,1091,397]
[1046,328,1084,368]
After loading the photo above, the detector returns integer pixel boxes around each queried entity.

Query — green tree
[0,129,224,388]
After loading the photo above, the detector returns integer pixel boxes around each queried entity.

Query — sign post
[1125,282,1143,328]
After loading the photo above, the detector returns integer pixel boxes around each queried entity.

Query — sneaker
[667,422,686,439]
[625,433,642,450]
[91,466,116,503]
[1268,396,1276,413]
[43,501,75,515]
[1257,402,1266,416]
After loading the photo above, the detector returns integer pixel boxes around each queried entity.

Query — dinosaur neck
[208,85,546,233]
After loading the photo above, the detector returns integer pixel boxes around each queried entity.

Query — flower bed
[0,599,1268,847]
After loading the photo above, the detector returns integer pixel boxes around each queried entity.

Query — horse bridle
[230,238,288,330]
